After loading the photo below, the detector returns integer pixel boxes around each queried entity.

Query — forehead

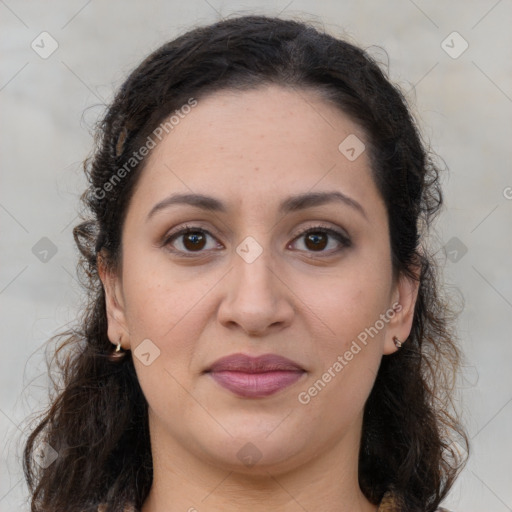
[127,84,383,220]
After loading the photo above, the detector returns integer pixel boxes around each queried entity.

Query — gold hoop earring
[393,336,402,349]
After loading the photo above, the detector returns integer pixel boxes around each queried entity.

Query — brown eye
[182,231,207,251]
[290,226,351,254]
[163,224,351,258]
[163,226,219,256]
[304,231,328,251]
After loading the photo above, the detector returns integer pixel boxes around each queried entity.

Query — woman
[23,15,468,512]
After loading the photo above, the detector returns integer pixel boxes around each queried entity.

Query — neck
[141,413,378,512]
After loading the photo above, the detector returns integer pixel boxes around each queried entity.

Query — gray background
[1,1,511,510]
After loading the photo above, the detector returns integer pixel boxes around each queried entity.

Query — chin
[199,431,310,476]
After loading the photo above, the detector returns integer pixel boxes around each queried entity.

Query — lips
[205,353,306,398]
[207,353,304,373]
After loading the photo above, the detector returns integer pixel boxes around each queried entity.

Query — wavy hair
[23,14,468,512]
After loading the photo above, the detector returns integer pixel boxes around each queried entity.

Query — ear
[383,266,421,355]
[97,252,131,350]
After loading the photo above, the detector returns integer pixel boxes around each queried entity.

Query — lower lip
[208,370,305,398]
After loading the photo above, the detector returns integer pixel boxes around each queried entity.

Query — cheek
[299,263,392,348]
[295,275,388,424]
[120,248,193,338]
[121,256,206,410]
[119,250,219,383]
[293,259,392,409]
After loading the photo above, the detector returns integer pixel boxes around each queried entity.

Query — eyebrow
[146,191,367,221]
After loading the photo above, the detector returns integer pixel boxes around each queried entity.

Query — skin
[99,84,419,512]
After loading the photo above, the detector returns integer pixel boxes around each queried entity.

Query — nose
[216,241,295,337]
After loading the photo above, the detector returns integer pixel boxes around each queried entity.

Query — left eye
[163,224,351,257]
[290,226,351,253]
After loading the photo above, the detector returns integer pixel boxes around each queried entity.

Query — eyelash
[162,223,352,258]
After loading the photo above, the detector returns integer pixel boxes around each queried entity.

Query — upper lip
[205,353,305,373]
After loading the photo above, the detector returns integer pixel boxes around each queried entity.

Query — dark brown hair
[23,14,468,512]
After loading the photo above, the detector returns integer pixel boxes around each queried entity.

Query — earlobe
[97,253,130,349]
[383,268,421,355]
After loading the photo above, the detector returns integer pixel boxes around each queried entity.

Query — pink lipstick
[205,353,306,398]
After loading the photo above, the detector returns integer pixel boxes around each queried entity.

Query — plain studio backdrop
[1,1,511,510]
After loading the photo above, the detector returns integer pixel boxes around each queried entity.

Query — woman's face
[101,84,418,475]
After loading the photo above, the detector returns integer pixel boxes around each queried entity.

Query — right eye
[162,225,222,257]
